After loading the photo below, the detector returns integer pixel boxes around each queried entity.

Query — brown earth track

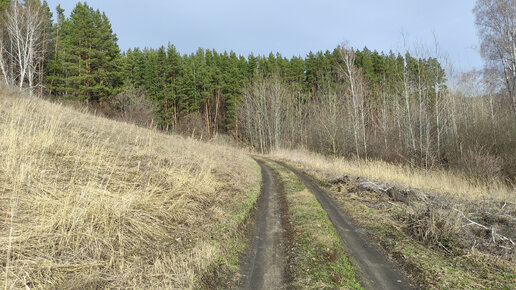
[239,159,288,289]
[276,160,414,290]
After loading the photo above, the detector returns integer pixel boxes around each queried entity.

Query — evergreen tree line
[1,1,514,181]
[121,45,447,135]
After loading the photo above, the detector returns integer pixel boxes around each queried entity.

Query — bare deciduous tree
[239,74,291,153]
[474,0,516,117]
[337,44,368,160]
[0,0,47,94]
[312,84,342,155]
[0,31,10,85]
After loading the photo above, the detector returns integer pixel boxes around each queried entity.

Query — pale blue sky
[46,0,482,72]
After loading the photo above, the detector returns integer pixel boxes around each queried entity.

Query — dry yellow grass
[270,148,515,200]
[0,88,260,288]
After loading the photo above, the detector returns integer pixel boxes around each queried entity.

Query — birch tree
[337,44,368,159]
[0,29,10,85]
[0,0,12,85]
[474,0,516,117]
[313,85,342,155]
[239,74,290,153]
[1,0,46,94]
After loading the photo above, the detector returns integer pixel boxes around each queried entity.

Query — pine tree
[165,43,181,128]
[46,4,66,96]
[223,51,244,133]
[47,2,121,102]
[305,51,318,96]
[131,47,145,88]
[177,56,198,114]
[37,0,53,96]
[153,46,171,128]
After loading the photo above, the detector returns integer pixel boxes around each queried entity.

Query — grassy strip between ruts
[273,158,516,289]
[261,158,361,289]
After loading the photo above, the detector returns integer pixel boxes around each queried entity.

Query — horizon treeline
[1,1,515,182]
[121,45,444,134]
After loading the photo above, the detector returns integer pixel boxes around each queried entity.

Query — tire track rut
[239,159,287,289]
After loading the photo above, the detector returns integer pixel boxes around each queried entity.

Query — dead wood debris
[330,174,516,259]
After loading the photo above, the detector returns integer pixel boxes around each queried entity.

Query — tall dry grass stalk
[0,89,259,288]
[270,148,515,200]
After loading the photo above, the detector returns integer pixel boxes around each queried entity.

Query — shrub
[460,146,504,183]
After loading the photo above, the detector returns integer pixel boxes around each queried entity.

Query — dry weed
[270,148,515,200]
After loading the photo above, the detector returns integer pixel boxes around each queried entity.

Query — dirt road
[240,159,412,289]
[278,161,413,290]
[239,159,287,289]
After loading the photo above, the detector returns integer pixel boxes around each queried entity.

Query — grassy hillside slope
[0,88,260,288]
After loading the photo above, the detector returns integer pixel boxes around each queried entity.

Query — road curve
[239,159,287,290]
[276,161,414,290]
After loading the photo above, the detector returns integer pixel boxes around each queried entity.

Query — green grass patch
[263,159,361,289]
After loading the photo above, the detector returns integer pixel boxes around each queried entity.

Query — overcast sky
[46,0,482,72]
